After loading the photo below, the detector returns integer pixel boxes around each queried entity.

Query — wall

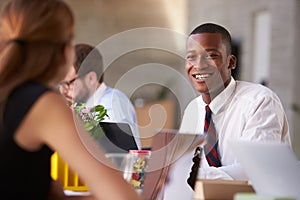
[291,1,300,158]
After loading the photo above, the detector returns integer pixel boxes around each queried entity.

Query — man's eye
[206,54,218,59]
[186,55,197,60]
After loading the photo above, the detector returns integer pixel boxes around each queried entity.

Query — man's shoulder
[106,86,128,98]
[104,86,133,104]
[235,80,275,96]
[234,80,281,105]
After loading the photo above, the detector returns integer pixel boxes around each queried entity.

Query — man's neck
[202,78,232,104]
[95,82,102,90]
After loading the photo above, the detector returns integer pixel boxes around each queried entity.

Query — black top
[0,82,53,200]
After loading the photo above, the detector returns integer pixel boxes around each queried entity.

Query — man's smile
[191,73,213,81]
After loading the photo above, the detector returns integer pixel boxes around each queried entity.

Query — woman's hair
[0,0,74,122]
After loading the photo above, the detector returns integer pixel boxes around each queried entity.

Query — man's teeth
[195,74,210,79]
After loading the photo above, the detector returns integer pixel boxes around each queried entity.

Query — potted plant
[72,103,109,139]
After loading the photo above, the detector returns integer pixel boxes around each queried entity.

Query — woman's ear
[228,55,237,70]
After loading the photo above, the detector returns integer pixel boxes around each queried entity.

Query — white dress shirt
[86,83,141,149]
[161,77,290,200]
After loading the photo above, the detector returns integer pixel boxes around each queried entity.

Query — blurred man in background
[59,43,141,149]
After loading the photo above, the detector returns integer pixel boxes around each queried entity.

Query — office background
[1,0,299,157]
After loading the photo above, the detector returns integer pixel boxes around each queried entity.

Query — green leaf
[72,103,109,139]
[91,126,105,140]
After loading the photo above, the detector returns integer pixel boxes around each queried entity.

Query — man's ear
[84,71,98,85]
[228,55,237,70]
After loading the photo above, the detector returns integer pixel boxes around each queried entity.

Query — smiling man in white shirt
[59,43,141,149]
[160,23,291,200]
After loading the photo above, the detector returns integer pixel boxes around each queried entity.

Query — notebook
[97,122,138,153]
[230,140,300,199]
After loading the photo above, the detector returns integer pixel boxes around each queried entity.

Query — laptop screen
[97,122,138,153]
[230,140,300,199]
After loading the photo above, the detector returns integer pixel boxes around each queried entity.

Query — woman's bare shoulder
[38,91,70,109]
[29,91,74,135]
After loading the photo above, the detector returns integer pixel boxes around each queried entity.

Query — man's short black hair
[74,43,104,83]
[190,23,232,55]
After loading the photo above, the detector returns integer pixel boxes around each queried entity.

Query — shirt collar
[199,77,236,114]
[86,82,107,106]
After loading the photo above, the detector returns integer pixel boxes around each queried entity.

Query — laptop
[230,140,300,199]
[97,122,138,153]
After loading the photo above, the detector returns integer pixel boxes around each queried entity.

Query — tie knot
[205,105,211,112]
[205,105,212,117]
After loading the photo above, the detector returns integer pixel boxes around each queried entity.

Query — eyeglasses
[58,76,79,90]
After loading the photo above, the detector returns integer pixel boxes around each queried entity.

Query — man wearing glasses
[59,43,141,149]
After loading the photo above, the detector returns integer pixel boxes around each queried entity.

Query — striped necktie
[203,105,222,167]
